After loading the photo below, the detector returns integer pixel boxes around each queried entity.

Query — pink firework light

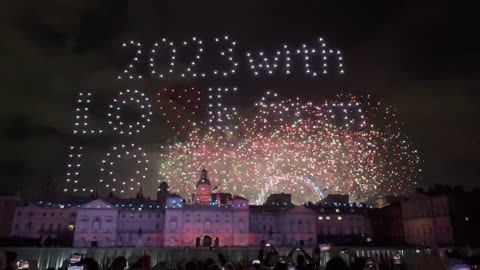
[157,87,203,136]
[158,92,421,204]
[64,36,420,202]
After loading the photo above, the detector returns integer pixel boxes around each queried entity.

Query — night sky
[1,1,479,197]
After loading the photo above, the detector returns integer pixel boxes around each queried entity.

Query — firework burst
[158,92,421,204]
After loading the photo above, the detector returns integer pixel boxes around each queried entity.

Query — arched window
[238,218,245,232]
[195,237,201,247]
[169,216,178,230]
[204,220,212,232]
[202,235,212,247]
[92,217,101,230]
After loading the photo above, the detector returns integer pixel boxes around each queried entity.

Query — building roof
[232,195,248,201]
[249,204,294,213]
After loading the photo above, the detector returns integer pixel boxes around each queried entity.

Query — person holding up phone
[286,247,313,270]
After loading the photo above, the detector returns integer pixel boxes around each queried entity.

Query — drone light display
[63,36,421,204]
[118,36,343,79]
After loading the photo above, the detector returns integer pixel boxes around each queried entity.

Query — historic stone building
[7,169,380,247]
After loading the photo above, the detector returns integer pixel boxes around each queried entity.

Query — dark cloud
[0,0,479,197]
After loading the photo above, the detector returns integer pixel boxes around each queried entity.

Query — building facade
[7,170,383,247]
[401,188,480,247]
[370,197,405,245]
[11,171,480,248]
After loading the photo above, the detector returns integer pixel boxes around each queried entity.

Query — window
[92,217,101,230]
[49,224,53,231]
[43,212,47,217]
[148,214,151,219]
[337,216,342,220]
[170,217,178,230]
[326,216,330,220]
[205,220,212,232]
[17,211,22,216]
[156,224,160,230]
[157,214,160,218]
[51,212,55,217]
[318,216,323,220]
[14,224,18,229]
[335,209,339,213]
[238,219,245,232]
[139,214,143,218]
[41,224,45,230]
[57,224,62,231]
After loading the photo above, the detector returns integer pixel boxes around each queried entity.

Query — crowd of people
[0,244,475,270]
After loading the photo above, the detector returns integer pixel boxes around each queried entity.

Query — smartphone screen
[17,260,29,269]
[67,266,84,270]
[69,254,83,264]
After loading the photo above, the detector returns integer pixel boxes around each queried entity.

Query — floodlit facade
[7,169,378,247]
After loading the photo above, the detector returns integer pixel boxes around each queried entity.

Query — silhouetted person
[81,258,99,270]
[4,251,17,270]
[325,257,349,270]
[58,259,69,270]
[111,257,127,270]
[351,257,366,270]
[91,237,98,247]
